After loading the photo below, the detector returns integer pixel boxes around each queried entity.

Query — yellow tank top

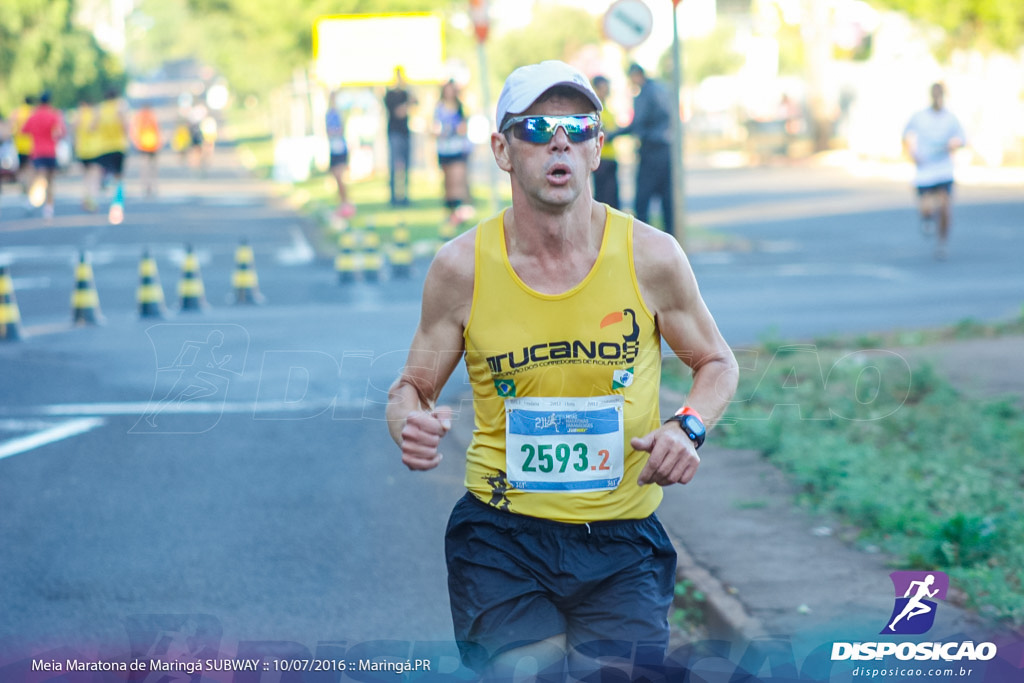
[463,207,663,523]
[74,106,101,160]
[94,100,127,154]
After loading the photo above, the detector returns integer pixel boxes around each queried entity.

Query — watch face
[684,414,705,437]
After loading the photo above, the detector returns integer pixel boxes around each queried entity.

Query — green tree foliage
[133,0,458,97]
[657,21,746,84]
[871,0,1024,52]
[488,6,604,86]
[0,0,124,113]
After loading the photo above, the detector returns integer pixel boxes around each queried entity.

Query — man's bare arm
[630,222,739,486]
[386,233,474,470]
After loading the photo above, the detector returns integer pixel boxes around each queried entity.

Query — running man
[888,574,940,632]
[386,60,738,681]
[325,91,354,219]
[71,99,102,211]
[93,88,131,224]
[902,82,966,260]
[12,96,35,203]
[20,92,66,221]
[143,330,233,428]
[130,104,163,197]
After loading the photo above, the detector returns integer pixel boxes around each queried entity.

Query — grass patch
[671,331,1024,628]
[670,579,707,640]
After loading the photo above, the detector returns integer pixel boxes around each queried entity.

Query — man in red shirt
[20,91,66,220]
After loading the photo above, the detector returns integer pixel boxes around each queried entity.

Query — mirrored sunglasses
[500,114,601,143]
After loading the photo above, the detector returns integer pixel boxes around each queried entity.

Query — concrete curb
[668,529,765,644]
[657,387,764,645]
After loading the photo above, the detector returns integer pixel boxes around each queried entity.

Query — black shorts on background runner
[444,492,677,672]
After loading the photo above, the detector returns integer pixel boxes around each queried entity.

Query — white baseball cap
[495,60,602,130]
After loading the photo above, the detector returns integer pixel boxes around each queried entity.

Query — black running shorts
[444,492,677,672]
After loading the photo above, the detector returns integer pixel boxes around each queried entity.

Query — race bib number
[505,395,624,492]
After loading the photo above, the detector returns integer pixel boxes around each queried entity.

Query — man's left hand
[631,426,700,486]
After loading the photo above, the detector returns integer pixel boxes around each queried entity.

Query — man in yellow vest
[12,96,36,202]
[590,74,620,209]
[92,89,131,224]
[386,60,738,681]
[71,100,102,211]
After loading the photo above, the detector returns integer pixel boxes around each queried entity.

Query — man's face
[930,84,944,109]
[492,93,603,211]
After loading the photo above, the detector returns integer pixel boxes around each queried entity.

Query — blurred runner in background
[326,91,355,219]
[93,88,131,224]
[20,91,66,221]
[433,80,474,225]
[131,104,163,197]
[72,99,102,211]
[903,82,966,260]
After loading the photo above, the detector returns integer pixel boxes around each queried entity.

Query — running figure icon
[143,330,233,428]
[887,573,939,632]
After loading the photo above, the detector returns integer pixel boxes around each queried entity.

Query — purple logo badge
[882,571,949,635]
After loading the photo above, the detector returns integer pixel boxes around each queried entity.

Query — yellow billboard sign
[313,13,446,87]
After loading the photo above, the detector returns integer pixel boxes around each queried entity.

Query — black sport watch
[666,407,705,450]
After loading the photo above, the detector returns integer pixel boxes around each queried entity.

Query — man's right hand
[400,406,453,471]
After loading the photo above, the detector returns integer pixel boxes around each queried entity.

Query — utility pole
[470,0,500,214]
[670,0,687,247]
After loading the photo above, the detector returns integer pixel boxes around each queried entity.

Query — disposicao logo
[830,570,998,663]
[883,571,949,635]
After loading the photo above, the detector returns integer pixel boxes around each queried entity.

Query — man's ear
[590,131,605,172]
[491,132,513,173]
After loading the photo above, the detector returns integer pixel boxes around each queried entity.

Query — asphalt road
[0,146,1021,676]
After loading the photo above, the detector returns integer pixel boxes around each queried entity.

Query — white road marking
[0,417,106,461]
[275,226,316,265]
[33,400,356,416]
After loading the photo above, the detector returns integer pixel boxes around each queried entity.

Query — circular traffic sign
[602,0,654,49]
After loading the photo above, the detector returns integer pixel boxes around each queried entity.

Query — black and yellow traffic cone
[360,226,384,283]
[335,231,358,284]
[0,265,24,341]
[177,245,207,312]
[136,250,167,319]
[232,239,263,304]
[390,224,414,278]
[71,251,104,325]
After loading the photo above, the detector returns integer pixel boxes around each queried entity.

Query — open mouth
[547,164,571,183]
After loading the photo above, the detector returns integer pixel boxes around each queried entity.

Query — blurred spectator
[607,63,674,235]
[326,91,354,219]
[20,91,66,221]
[384,67,416,206]
[433,80,473,224]
[902,82,966,260]
[591,75,620,209]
